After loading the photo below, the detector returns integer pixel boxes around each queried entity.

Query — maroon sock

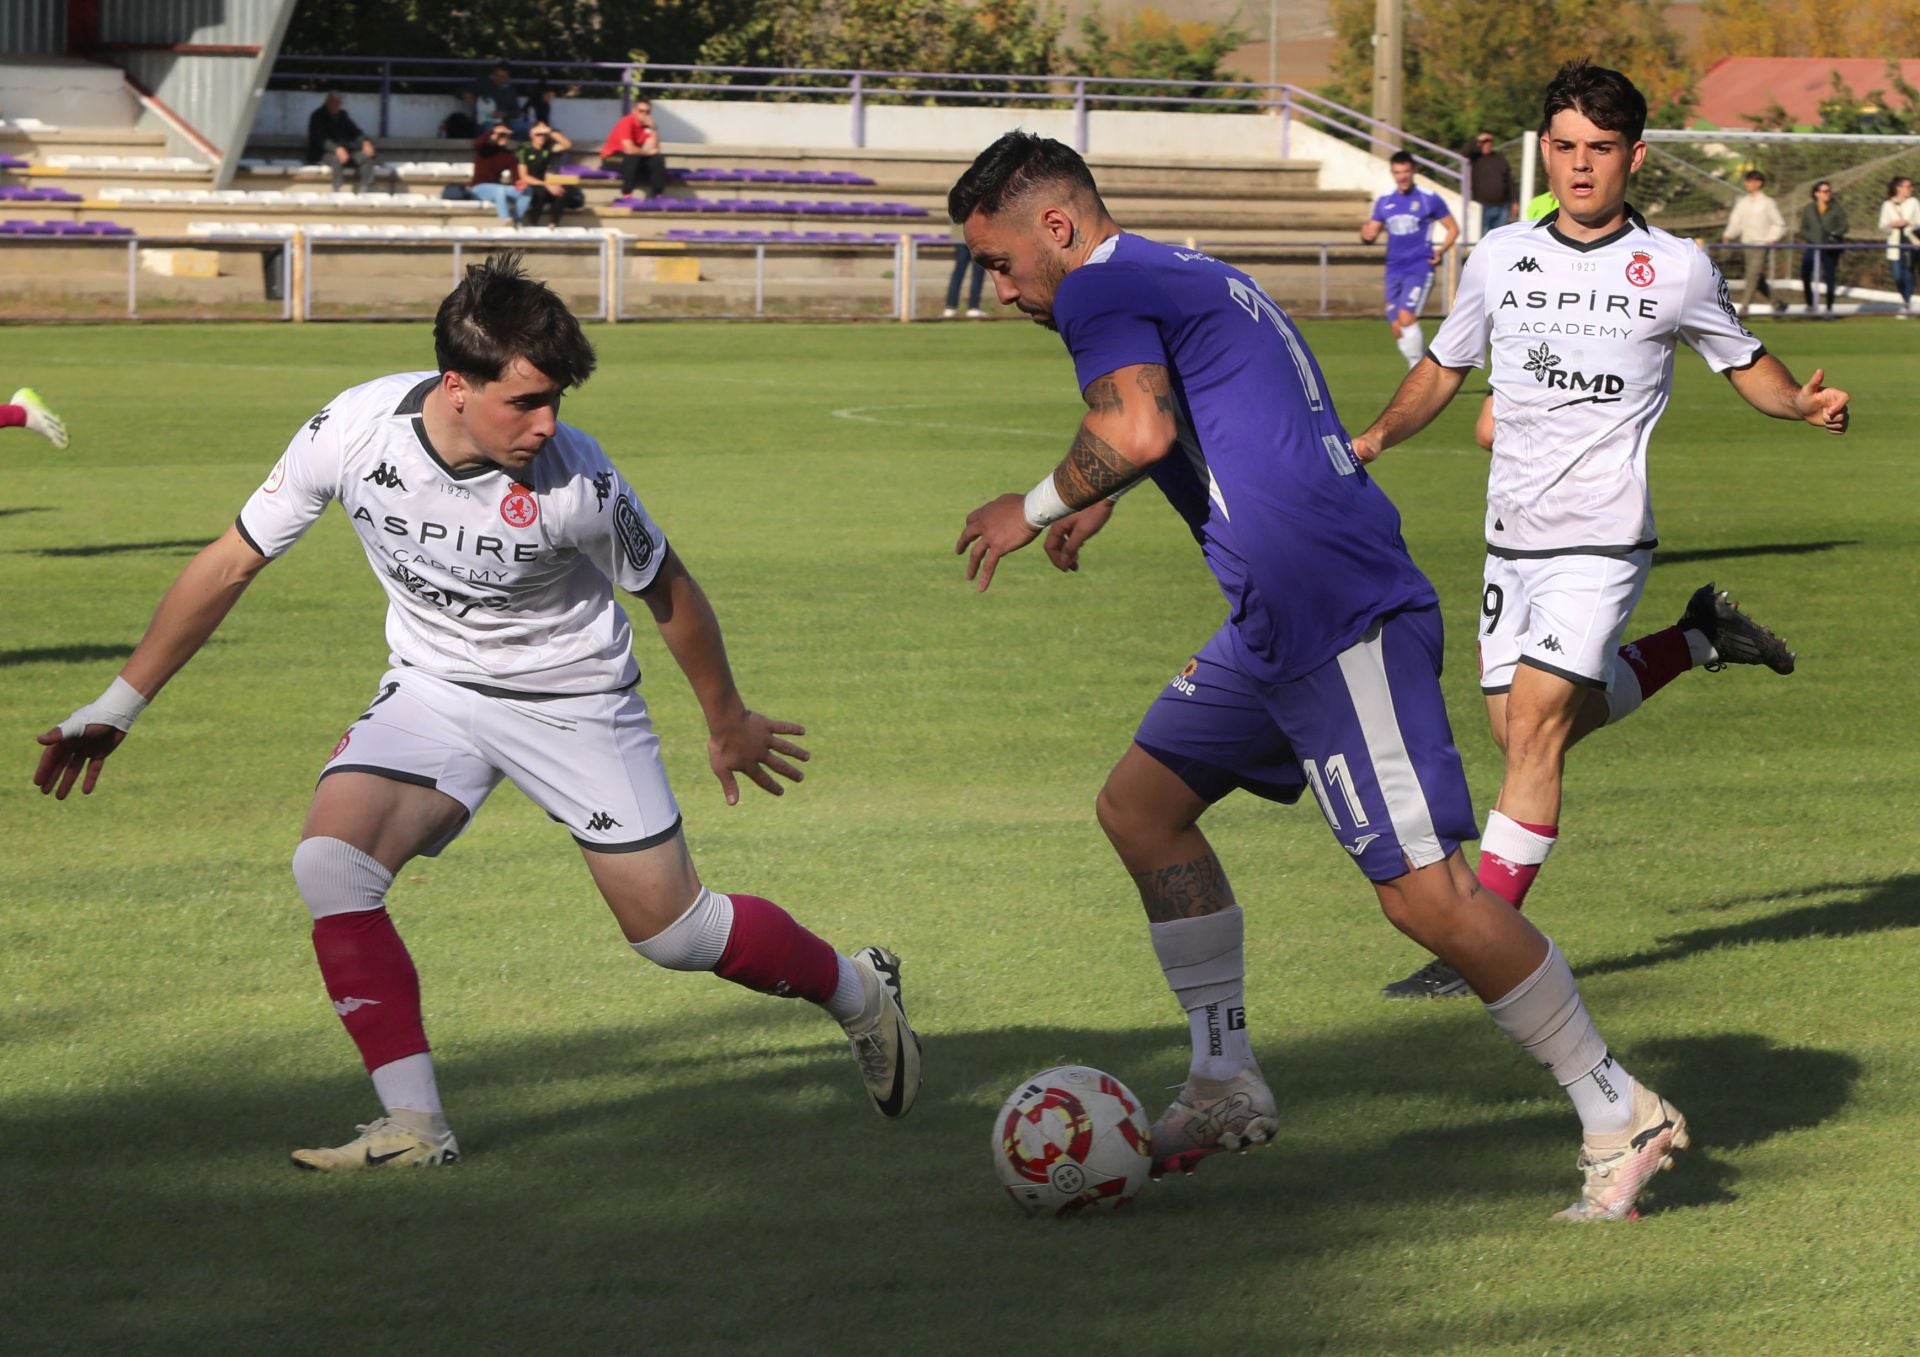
[1618,625,1693,701]
[714,893,840,1004]
[312,908,429,1072]
[1476,814,1558,910]
[0,405,26,429]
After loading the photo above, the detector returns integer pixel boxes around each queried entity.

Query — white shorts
[1477,550,1651,693]
[318,668,682,855]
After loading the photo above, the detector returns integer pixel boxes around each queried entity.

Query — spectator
[1468,131,1516,236]
[1798,179,1848,316]
[1721,169,1786,316]
[1877,175,1920,317]
[943,219,985,318]
[472,61,528,135]
[468,122,530,226]
[438,89,480,141]
[306,92,379,195]
[525,81,555,128]
[600,98,668,200]
[518,121,579,228]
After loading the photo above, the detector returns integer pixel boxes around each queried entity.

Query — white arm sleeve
[1677,248,1764,372]
[234,404,343,557]
[569,457,668,594]
[1425,239,1492,369]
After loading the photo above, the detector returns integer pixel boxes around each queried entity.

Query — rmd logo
[1522,342,1626,408]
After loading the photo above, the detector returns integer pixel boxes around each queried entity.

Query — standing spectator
[307,92,379,194]
[601,98,668,200]
[1721,169,1786,316]
[943,218,985,318]
[1876,175,1920,317]
[1468,131,1516,236]
[518,122,578,228]
[525,81,555,128]
[473,62,528,135]
[1798,180,1848,316]
[438,89,480,141]
[469,122,530,226]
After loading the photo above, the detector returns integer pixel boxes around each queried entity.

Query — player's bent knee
[629,885,731,971]
[291,835,394,920]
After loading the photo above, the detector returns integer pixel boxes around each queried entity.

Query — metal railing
[268,54,1471,209]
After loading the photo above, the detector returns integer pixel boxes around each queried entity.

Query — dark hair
[490,60,511,75]
[1889,175,1911,198]
[1540,59,1647,144]
[434,252,596,390]
[1744,169,1767,184]
[949,130,1104,224]
[1811,179,1832,197]
[1389,150,1415,167]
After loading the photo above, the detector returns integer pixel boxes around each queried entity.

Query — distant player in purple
[951,132,1685,1223]
[1362,150,1457,369]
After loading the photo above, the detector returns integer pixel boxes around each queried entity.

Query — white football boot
[1149,1064,1278,1178]
[1555,1083,1689,1222]
[842,946,921,1120]
[290,1112,460,1173]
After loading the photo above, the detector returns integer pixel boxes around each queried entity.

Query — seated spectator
[473,61,529,135]
[469,121,531,226]
[600,98,667,199]
[439,89,480,141]
[307,91,380,195]
[525,81,555,128]
[518,121,580,228]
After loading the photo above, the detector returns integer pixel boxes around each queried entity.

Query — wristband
[1022,472,1073,530]
[58,676,150,739]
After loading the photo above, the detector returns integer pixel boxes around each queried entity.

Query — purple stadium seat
[0,154,27,169]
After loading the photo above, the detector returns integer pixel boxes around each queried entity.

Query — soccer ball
[992,1065,1152,1216]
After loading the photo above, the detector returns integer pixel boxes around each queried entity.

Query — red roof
[1694,57,1920,129]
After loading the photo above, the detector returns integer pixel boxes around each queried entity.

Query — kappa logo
[584,811,622,832]
[333,996,381,1017]
[307,408,331,439]
[1509,255,1544,273]
[363,462,407,491]
[1344,833,1382,856]
[1540,634,1564,653]
[591,470,613,512]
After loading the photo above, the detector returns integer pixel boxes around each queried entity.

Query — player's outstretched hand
[1043,501,1115,573]
[956,492,1040,592]
[33,723,128,800]
[708,709,809,805]
[1795,368,1850,435]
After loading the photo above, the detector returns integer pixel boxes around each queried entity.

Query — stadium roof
[1694,57,1920,130]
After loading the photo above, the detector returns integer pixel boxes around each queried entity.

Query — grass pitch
[3,316,1918,1355]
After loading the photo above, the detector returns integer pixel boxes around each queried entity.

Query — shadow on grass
[0,642,136,668]
[0,505,54,520]
[0,1007,1856,1355]
[19,537,209,558]
[1579,874,1920,980]
[1652,539,1858,568]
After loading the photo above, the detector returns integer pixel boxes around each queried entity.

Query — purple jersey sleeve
[1053,266,1171,392]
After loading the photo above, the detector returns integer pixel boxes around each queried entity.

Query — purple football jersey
[1051,233,1437,683]
[1370,188,1452,273]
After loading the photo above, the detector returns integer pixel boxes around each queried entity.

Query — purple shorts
[1134,607,1478,882]
[1383,266,1434,320]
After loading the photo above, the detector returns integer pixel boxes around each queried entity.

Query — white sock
[1395,323,1426,367]
[629,887,733,971]
[371,1051,443,1118]
[1683,627,1717,667]
[826,955,867,1025]
[1603,652,1645,724]
[1148,907,1253,1080]
[1483,940,1635,1135]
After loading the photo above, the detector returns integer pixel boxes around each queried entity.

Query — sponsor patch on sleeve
[614,494,656,575]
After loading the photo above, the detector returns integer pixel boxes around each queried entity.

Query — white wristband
[1022,472,1074,530]
[58,676,150,739]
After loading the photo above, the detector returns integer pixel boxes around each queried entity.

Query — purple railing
[271,55,1471,209]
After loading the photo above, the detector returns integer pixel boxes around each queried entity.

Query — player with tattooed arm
[950,132,1686,1221]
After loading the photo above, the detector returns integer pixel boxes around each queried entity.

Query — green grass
[3,317,1917,1356]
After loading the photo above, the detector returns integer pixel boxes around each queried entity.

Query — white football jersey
[1428,208,1762,556]
[237,372,667,696]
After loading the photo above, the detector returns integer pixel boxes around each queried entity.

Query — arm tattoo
[1055,422,1140,506]
[1083,376,1124,416]
[1131,853,1237,923]
[1135,365,1175,415]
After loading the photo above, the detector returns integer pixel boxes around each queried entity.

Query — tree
[1066,5,1253,101]
[1323,0,1695,151]
[1699,0,1920,61]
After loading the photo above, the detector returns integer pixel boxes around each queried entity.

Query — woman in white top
[1876,176,1920,315]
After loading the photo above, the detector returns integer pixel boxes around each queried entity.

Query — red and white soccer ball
[993,1065,1152,1217]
